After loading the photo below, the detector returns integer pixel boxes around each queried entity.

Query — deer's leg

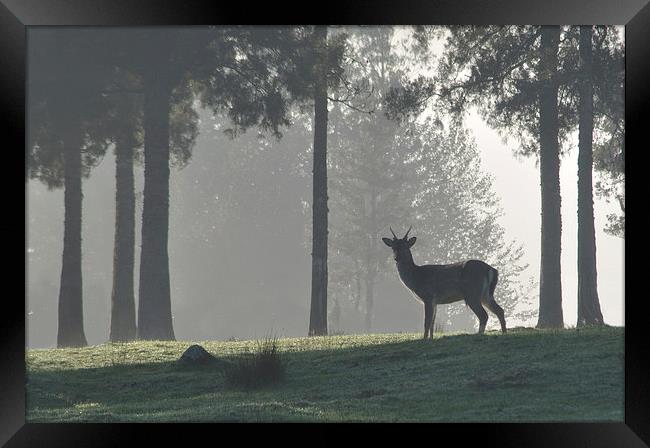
[482,268,506,334]
[483,298,507,334]
[428,303,437,339]
[424,300,433,340]
[467,298,488,334]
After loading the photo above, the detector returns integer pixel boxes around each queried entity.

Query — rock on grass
[178,344,228,367]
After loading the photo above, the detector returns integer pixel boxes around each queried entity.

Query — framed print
[3,0,647,445]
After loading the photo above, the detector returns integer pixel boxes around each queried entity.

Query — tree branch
[327,96,374,114]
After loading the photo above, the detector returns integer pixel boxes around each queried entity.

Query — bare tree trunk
[364,189,378,333]
[536,25,564,329]
[364,278,374,333]
[577,25,605,327]
[354,261,362,313]
[137,76,175,341]
[331,296,341,333]
[110,132,137,342]
[309,25,329,336]
[57,130,88,348]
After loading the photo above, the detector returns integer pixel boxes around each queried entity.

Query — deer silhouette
[383,226,507,339]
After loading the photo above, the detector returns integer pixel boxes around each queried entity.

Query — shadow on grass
[26,327,624,422]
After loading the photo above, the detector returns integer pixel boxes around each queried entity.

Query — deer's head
[382,226,416,263]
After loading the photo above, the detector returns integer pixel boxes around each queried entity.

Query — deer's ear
[382,238,394,247]
[407,236,417,247]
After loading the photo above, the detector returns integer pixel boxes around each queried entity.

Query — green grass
[26,326,624,422]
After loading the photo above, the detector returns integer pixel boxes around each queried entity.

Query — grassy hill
[26,326,624,422]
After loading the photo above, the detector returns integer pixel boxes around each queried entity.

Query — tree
[28,29,111,347]
[103,66,199,342]
[327,27,411,332]
[331,116,530,333]
[108,90,140,342]
[120,29,222,340]
[309,25,331,336]
[591,27,625,239]
[563,25,623,325]
[271,26,336,336]
[264,26,358,336]
[126,27,309,339]
[101,28,230,340]
[575,26,605,326]
[328,109,404,332]
[136,35,184,340]
[536,26,564,328]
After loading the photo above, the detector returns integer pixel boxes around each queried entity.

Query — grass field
[26,326,624,422]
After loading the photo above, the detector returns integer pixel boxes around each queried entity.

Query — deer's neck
[396,252,418,287]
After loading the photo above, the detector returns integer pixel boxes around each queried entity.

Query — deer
[382,226,507,339]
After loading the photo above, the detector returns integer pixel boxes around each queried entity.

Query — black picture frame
[3,0,646,445]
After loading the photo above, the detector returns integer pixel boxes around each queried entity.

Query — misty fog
[26,26,624,348]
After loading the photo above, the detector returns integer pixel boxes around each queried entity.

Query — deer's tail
[488,267,498,300]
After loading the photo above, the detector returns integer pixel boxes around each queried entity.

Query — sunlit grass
[26,326,623,422]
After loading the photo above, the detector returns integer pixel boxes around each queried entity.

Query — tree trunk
[354,264,362,312]
[577,25,605,327]
[110,132,137,342]
[330,297,341,333]
[137,77,175,341]
[57,129,88,348]
[364,278,374,333]
[364,189,378,333]
[536,25,564,329]
[309,25,329,336]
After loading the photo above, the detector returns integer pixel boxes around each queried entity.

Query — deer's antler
[404,226,413,240]
[390,226,398,239]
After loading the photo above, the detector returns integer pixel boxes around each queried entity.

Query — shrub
[224,336,286,389]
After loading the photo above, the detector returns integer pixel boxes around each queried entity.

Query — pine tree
[28,29,112,347]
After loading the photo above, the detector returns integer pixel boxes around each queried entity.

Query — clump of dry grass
[224,335,287,389]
